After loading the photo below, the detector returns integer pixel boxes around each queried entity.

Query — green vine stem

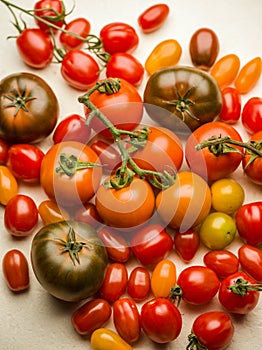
[56,153,101,177]
[186,334,208,350]
[228,278,262,295]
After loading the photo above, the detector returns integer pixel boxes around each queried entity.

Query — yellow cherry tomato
[0,165,18,205]
[210,53,240,88]
[145,39,182,75]
[38,200,70,225]
[234,57,262,94]
[91,328,133,350]
[151,259,176,298]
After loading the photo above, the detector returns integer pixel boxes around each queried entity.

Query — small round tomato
[91,328,133,350]
[137,3,169,33]
[173,229,200,262]
[235,57,262,94]
[238,244,262,282]
[127,266,151,301]
[0,138,9,164]
[2,249,29,292]
[218,87,242,124]
[74,202,101,228]
[60,17,91,50]
[90,139,122,172]
[4,194,38,237]
[0,165,18,205]
[241,97,262,134]
[203,250,239,279]
[140,297,182,343]
[151,259,176,298]
[242,130,262,185]
[38,199,70,225]
[210,53,241,88]
[34,0,65,33]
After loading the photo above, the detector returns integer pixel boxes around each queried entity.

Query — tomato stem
[3,88,36,117]
[56,153,101,176]
[169,285,183,307]
[186,334,208,350]
[228,278,262,295]
[166,87,199,121]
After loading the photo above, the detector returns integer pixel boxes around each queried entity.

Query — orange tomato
[151,259,177,298]
[210,53,240,88]
[234,57,262,94]
[38,200,70,225]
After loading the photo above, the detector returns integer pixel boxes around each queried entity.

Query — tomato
[0,138,9,164]
[189,27,219,71]
[0,165,18,205]
[172,266,220,305]
[60,17,91,50]
[210,53,241,88]
[143,66,222,132]
[151,259,176,298]
[235,57,262,94]
[113,298,141,343]
[173,229,200,262]
[140,297,182,343]
[61,50,100,90]
[7,144,45,183]
[99,22,139,54]
[187,311,234,350]
[185,121,243,181]
[31,220,108,302]
[16,28,53,68]
[218,271,260,314]
[137,4,169,33]
[0,72,59,143]
[90,139,122,173]
[95,177,155,229]
[74,202,101,228]
[203,250,239,279]
[238,244,262,283]
[2,249,29,292]
[85,79,143,139]
[53,114,91,144]
[130,224,173,267]
[127,266,151,301]
[210,178,245,214]
[40,141,102,207]
[241,97,262,134]
[242,130,262,185]
[4,194,38,237]
[144,39,182,75]
[156,171,211,231]
[99,263,128,303]
[91,328,133,350]
[71,298,111,335]
[235,202,262,246]
[38,199,70,225]
[34,0,65,33]
[218,86,242,124]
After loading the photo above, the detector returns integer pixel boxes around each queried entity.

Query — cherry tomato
[60,17,91,50]
[74,202,101,228]
[6,144,45,183]
[34,0,65,33]
[99,263,128,303]
[203,250,239,279]
[140,297,182,343]
[71,298,111,335]
[53,114,91,144]
[90,139,122,172]
[4,194,38,237]
[2,249,29,292]
[0,138,9,164]
[0,165,18,206]
[218,86,242,124]
[185,121,243,181]
[235,201,262,246]
[210,53,241,88]
[189,27,219,71]
[151,259,176,298]
[16,28,54,68]
[145,39,182,75]
[156,171,212,231]
[38,199,70,225]
[235,57,262,94]
[173,229,200,262]
[238,244,262,282]
[241,97,262,134]
[91,328,133,350]
[130,224,173,267]
[113,297,141,343]
[100,22,139,54]
[242,130,262,185]
[137,4,169,33]
[219,271,260,314]
[61,50,100,90]
[187,311,234,350]
[127,266,151,302]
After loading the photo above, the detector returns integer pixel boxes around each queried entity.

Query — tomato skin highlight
[238,244,262,282]
[137,4,169,33]
[91,328,133,350]
[235,57,262,94]
[127,266,151,302]
[203,250,239,279]
[151,259,176,298]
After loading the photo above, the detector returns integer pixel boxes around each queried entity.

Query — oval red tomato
[174,229,200,262]
[242,130,262,185]
[238,244,262,282]
[218,86,242,124]
[137,4,169,33]
[34,0,65,33]
[90,139,122,172]
[203,250,239,279]
[241,97,262,134]
[127,266,151,302]
[60,17,91,50]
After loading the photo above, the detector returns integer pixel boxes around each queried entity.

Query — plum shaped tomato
[242,130,262,185]
[137,3,170,33]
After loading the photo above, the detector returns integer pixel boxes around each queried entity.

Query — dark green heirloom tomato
[0,72,59,143]
[143,66,222,133]
[31,221,108,302]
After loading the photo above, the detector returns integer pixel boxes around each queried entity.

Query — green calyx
[166,87,199,121]
[186,334,208,350]
[56,153,101,177]
[228,278,262,296]
[3,88,36,116]
[57,227,86,265]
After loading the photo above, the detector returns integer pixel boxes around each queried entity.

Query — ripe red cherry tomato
[127,266,151,302]
[242,130,262,185]
[90,139,122,172]
[2,249,29,292]
[241,97,262,134]
[203,250,239,279]
[60,17,91,50]
[0,138,9,164]
[238,244,262,282]
[173,229,200,262]
[34,0,65,33]
[137,4,170,33]
[218,87,242,124]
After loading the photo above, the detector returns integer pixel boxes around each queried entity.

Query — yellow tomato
[151,259,176,298]
[0,165,18,205]
[91,328,133,350]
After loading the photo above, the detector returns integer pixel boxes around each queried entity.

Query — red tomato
[235,57,262,94]
[235,201,262,246]
[2,249,29,292]
[218,87,242,124]
[16,28,53,68]
[137,4,169,33]
[185,121,243,181]
[60,17,91,50]
[90,140,122,172]
[0,138,9,164]
[100,22,139,54]
[238,244,262,282]
[241,97,262,134]
[34,0,65,33]
[130,224,173,267]
[140,297,182,343]
[99,263,128,303]
[242,130,262,185]
[61,50,100,90]
[4,194,38,237]
[7,144,45,183]
[71,298,111,335]
[113,298,141,343]
[53,114,91,144]
[74,202,101,228]
[127,266,151,302]
[203,250,239,279]
[174,229,200,262]
[106,52,144,86]
[219,271,260,314]
[188,311,234,350]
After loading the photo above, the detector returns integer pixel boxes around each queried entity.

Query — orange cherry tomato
[38,200,70,225]
[151,259,177,298]
[210,53,240,88]
[234,57,262,94]
[0,165,18,205]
